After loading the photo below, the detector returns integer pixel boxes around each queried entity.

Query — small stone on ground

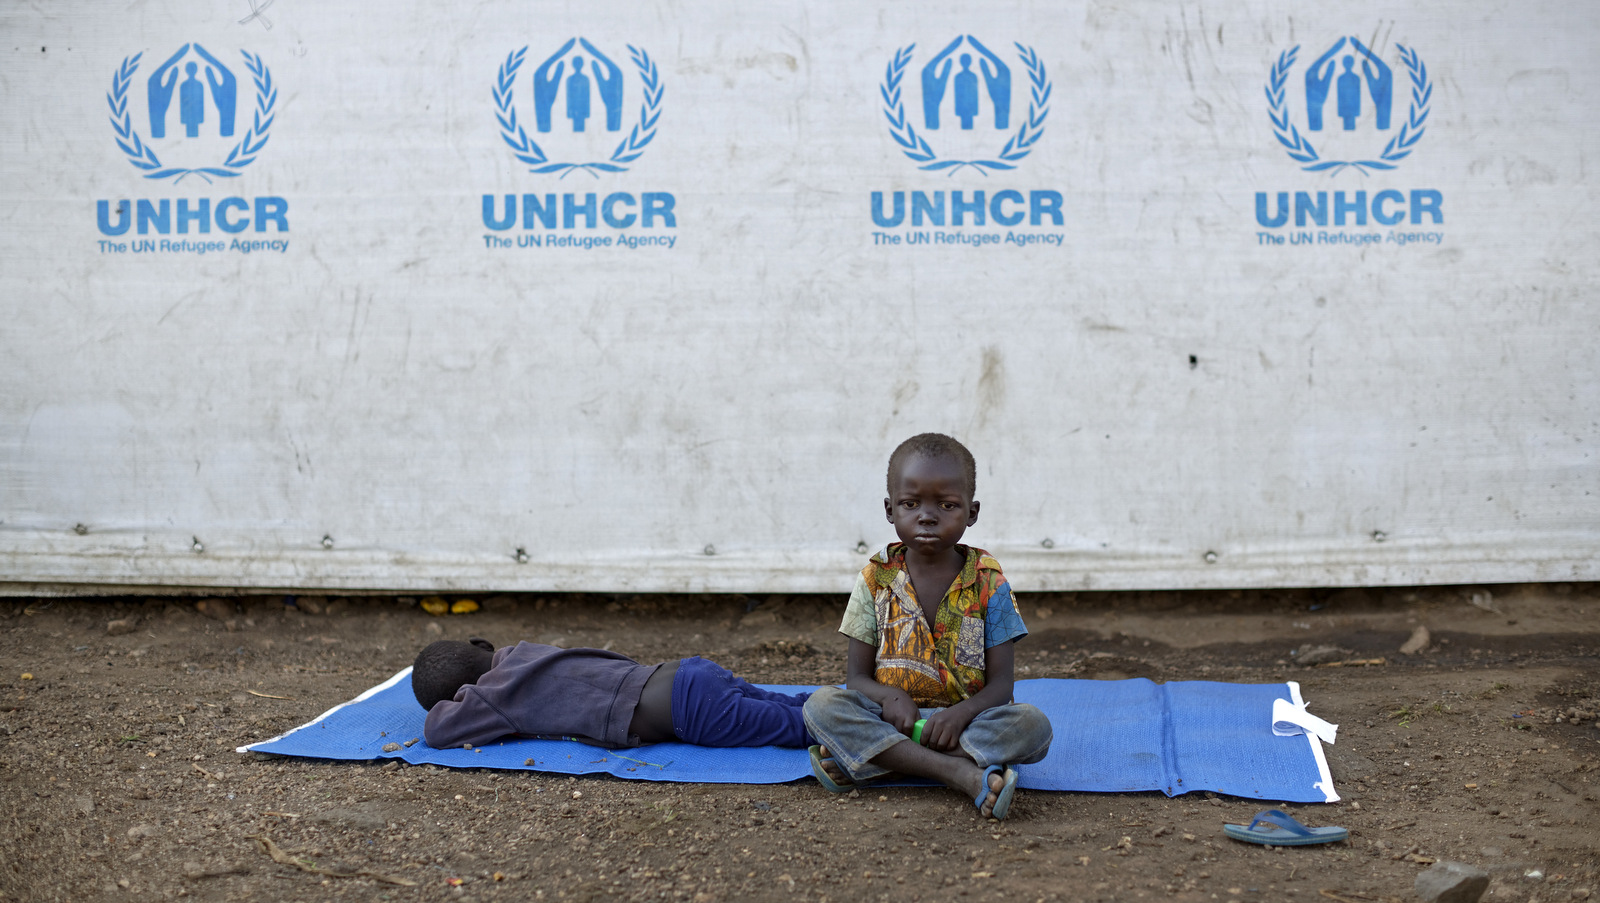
[1415,860,1490,903]
[1399,625,1431,655]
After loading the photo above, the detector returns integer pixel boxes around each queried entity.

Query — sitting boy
[803,433,1053,819]
[413,638,812,750]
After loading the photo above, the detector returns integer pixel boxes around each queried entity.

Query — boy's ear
[468,637,495,653]
[967,500,980,527]
[884,497,894,522]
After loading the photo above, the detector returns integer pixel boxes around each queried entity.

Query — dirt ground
[1,583,1596,903]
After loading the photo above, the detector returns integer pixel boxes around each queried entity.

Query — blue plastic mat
[240,671,1337,802]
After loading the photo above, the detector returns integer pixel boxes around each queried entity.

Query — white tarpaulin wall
[2,3,1596,594]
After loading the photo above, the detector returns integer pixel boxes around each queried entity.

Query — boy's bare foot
[814,746,851,785]
[869,739,1010,817]
[973,766,1006,818]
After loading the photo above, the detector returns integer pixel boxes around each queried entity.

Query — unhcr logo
[492,38,664,178]
[866,36,1065,251]
[1253,33,1444,248]
[1265,36,1432,176]
[95,43,288,250]
[880,35,1051,175]
[482,38,676,248]
[107,43,276,183]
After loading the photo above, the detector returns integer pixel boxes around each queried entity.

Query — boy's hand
[879,692,920,735]
[919,706,976,752]
[845,638,921,736]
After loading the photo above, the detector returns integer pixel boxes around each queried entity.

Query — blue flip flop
[1223,809,1348,846]
[808,745,854,793]
[975,764,1020,820]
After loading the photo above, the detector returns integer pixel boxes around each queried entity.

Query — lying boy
[803,433,1053,819]
[413,638,812,750]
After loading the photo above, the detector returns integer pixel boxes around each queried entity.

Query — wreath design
[108,50,276,184]
[1267,44,1430,176]
[881,42,1051,175]
[495,44,663,178]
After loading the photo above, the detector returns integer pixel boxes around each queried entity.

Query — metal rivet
[855,541,868,555]
[1203,550,1218,564]
[73,523,88,535]
[703,544,716,556]
[1041,538,1055,549]
[191,537,204,554]
[321,535,334,550]
[515,547,529,564]
[1372,531,1388,543]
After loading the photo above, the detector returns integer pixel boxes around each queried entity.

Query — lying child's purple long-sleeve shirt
[423,642,657,749]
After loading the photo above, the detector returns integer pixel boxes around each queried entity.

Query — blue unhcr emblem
[1266,37,1431,175]
[881,36,1051,175]
[107,44,276,183]
[494,39,663,178]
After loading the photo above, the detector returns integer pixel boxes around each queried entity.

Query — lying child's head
[411,637,496,710]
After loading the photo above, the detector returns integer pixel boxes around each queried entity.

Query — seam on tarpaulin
[1160,681,1182,797]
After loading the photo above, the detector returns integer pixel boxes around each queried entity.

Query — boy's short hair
[411,640,487,711]
[887,432,977,497]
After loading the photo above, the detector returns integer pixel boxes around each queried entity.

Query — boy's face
[884,452,980,557]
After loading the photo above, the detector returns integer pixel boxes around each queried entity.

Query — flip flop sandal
[808,745,854,793]
[975,764,1020,820]
[1223,809,1348,846]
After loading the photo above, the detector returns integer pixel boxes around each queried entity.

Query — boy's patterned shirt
[838,543,1027,706]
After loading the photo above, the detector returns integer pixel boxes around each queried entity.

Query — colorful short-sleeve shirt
[838,543,1027,707]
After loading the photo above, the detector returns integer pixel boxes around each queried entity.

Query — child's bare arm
[843,637,920,734]
[918,639,1017,752]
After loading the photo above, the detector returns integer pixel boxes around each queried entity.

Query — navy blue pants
[670,656,813,748]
